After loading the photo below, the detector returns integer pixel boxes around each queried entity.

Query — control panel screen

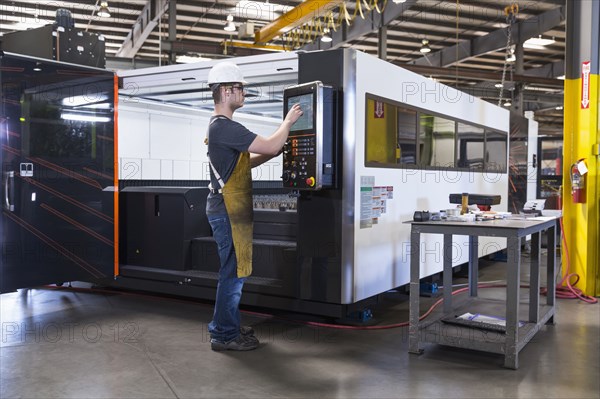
[283,81,334,190]
[287,93,314,131]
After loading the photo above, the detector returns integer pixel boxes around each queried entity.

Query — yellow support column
[563,0,600,296]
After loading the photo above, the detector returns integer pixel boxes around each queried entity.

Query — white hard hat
[207,61,247,85]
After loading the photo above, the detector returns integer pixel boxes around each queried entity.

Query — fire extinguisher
[570,159,587,204]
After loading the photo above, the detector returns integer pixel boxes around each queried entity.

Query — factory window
[485,130,508,172]
[456,123,484,171]
[419,114,455,168]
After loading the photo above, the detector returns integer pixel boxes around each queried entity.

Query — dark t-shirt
[206,115,257,215]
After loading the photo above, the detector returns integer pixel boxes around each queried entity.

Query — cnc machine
[2,49,512,318]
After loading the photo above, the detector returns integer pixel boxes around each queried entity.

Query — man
[205,61,303,351]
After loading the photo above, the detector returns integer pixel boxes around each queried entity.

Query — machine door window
[365,97,418,166]
[419,114,455,168]
[456,123,484,171]
[365,98,398,164]
[397,108,418,165]
[485,130,508,172]
[364,93,506,174]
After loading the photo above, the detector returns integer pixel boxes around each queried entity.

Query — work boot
[211,334,259,351]
[240,325,255,337]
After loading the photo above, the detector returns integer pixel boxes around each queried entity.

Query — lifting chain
[498,3,519,106]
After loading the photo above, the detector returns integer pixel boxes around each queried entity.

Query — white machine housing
[329,50,510,303]
[117,49,510,307]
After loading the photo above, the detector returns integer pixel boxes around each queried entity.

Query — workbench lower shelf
[416,298,555,357]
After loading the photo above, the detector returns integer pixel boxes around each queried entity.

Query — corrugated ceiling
[0,0,566,132]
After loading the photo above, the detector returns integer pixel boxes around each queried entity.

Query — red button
[306,177,315,187]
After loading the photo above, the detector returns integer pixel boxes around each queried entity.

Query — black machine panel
[1,25,106,69]
[0,53,115,292]
[282,81,336,190]
[120,187,211,271]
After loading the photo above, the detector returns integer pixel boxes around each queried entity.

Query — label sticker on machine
[20,163,34,177]
[360,176,374,228]
[374,101,385,118]
[360,177,394,229]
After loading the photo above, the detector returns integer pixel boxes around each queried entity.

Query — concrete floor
[1,255,599,399]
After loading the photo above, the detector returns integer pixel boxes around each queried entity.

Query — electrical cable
[544,217,598,304]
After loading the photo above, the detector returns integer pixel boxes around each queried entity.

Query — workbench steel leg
[468,235,479,297]
[504,235,521,369]
[409,229,423,354]
[529,232,541,323]
[546,223,557,324]
[443,234,453,313]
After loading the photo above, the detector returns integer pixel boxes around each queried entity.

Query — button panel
[283,135,317,189]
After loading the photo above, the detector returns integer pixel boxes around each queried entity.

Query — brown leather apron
[222,152,253,278]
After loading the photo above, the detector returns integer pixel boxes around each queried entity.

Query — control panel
[282,81,335,190]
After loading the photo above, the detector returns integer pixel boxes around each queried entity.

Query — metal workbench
[408,217,557,369]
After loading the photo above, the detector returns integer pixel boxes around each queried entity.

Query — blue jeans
[207,214,246,342]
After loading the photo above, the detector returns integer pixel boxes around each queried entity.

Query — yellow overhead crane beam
[254,0,344,44]
[222,40,287,52]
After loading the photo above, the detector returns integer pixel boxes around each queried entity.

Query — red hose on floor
[549,217,598,304]
[242,284,510,330]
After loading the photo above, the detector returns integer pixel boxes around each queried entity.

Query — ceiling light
[62,95,108,107]
[557,75,565,80]
[224,14,236,32]
[9,21,47,31]
[80,103,111,110]
[420,39,431,54]
[505,47,516,63]
[555,105,563,110]
[176,54,212,64]
[97,2,111,18]
[321,27,332,43]
[495,83,503,88]
[392,0,407,3]
[33,62,42,72]
[236,1,286,19]
[523,35,555,49]
[61,113,111,123]
[503,100,512,107]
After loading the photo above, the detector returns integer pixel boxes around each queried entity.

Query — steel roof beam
[162,39,274,58]
[115,0,169,58]
[453,87,563,104]
[523,59,565,78]
[299,0,420,51]
[397,63,564,87]
[411,6,565,67]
